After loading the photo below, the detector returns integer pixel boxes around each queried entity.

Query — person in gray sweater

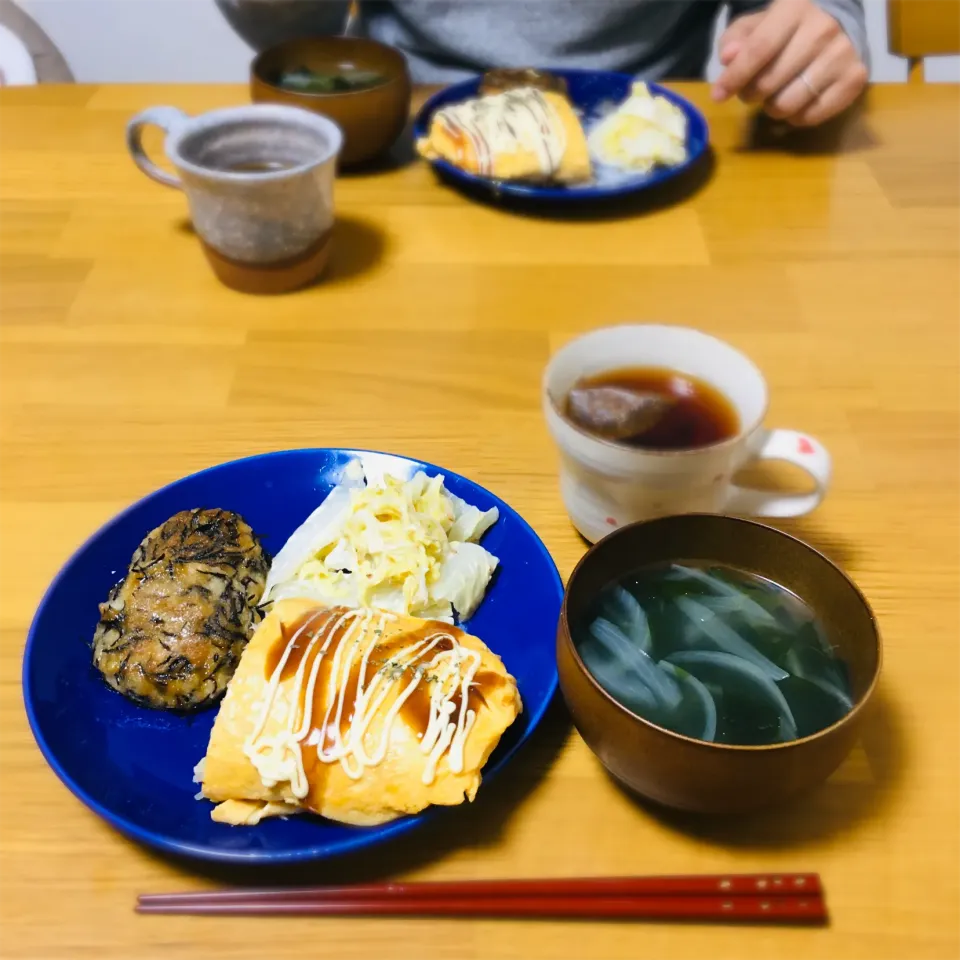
[217,0,868,126]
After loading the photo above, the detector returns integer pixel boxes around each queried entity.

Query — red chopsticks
[137,873,826,924]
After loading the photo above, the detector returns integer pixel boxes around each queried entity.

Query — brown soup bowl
[251,37,411,168]
[557,514,881,814]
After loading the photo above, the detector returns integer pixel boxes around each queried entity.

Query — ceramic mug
[126,103,343,294]
[543,325,832,543]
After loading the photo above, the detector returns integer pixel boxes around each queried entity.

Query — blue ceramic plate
[413,69,709,201]
[23,449,562,864]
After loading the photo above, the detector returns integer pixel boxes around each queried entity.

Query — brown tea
[564,366,739,450]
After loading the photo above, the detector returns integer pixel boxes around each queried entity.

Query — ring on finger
[764,71,821,119]
[798,70,821,98]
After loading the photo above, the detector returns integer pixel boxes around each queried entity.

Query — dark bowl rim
[559,513,883,753]
[251,36,410,99]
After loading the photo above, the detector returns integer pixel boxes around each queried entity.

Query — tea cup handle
[726,429,831,518]
[126,106,188,189]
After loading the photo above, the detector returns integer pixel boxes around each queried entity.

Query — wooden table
[1,82,957,960]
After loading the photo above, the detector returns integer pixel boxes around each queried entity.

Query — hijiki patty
[92,508,269,711]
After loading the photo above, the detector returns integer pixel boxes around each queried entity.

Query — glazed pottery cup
[126,103,343,294]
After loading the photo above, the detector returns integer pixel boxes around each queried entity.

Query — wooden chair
[888,0,960,80]
[0,21,34,85]
[0,0,73,83]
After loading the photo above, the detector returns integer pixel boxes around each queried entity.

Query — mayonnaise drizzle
[435,87,567,178]
[243,608,483,800]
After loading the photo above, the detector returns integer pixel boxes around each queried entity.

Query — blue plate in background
[413,69,709,202]
[22,449,562,864]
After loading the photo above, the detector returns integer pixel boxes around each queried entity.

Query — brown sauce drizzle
[260,609,505,813]
[262,607,351,809]
[265,607,335,681]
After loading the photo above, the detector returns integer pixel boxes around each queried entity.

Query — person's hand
[712,0,868,127]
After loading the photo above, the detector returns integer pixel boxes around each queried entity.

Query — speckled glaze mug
[126,103,343,294]
[544,325,832,543]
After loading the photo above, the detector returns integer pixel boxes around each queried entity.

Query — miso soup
[575,563,853,745]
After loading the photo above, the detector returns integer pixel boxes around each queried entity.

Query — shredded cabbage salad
[262,465,500,622]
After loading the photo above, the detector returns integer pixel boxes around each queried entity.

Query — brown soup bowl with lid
[557,514,881,815]
[251,37,411,168]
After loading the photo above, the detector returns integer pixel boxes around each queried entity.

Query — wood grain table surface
[0,82,957,960]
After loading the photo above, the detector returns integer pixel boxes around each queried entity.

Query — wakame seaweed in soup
[575,563,854,745]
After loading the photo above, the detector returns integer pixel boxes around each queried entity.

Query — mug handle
[725,429,831,518]
[126,106,188,189]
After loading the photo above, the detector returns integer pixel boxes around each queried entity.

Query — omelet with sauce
[198,599,522,826]
[417,86,592,185]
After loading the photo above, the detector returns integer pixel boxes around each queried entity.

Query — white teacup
[543,325,831,543]
[126,103,342,294]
